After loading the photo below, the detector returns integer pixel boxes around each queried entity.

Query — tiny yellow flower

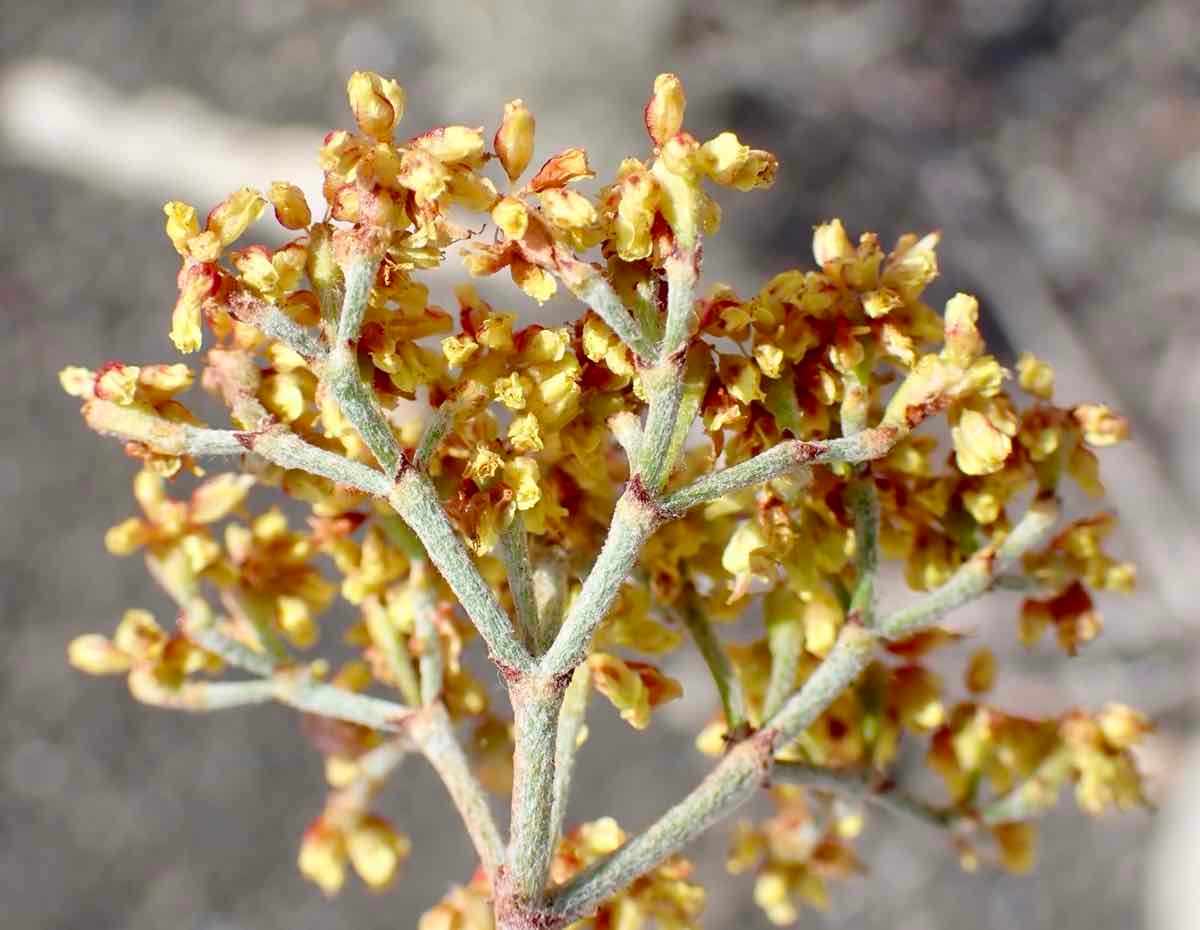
[346,71,406,141]
[494,98,535,182]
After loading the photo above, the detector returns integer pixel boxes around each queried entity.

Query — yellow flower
[346,71,406,141]
[1017,351,1055,399]
[700,131,778,191]
[495,98,535,182]
[588,653,682,729]
[645,72,686,149]
[266,181,312,229]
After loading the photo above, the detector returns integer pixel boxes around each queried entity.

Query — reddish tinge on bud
[494,99,535,182]
[346,71,407,142]
[528,147,594,193]
[645,73,686,150]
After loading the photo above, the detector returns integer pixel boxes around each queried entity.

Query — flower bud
[346,71,406,141]
[68,634,132,675]
[1072,404,1128,446]
[266,181,312,229]
[491,196,529,240]
[494,99,535,182]
[645,73,687,149]
[163,201,199,255]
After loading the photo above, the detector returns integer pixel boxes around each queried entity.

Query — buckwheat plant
[63,72,1148,929]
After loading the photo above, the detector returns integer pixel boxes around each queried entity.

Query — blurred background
[3,1,1199,928]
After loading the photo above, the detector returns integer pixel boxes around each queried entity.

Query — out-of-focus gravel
[2,2,1198,928]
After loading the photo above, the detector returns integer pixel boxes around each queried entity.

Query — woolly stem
[549,664,591,848]
[507,680,565,904]
[878,495,1059,641]
[501,514,541,655]
[538,488,660,676]
[661,425,906,515]
[545,622,875,923]
[846,477,880,626]
[568,269,656,364]
[408,703,506,877]
[389,466,532,673]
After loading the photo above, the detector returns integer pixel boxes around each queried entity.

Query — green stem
[660,251,698,359]
[878,495,1059,641]
[532,552,569,655]
[363,594,422,707]
[227,291,327,361]
[846,477,880,626]
[501,514,541,654]
[772,762,956,829]
[661,425,906,515]
[763,614,805,720]
[538,489,660,676]
[549,664,591,848]
[409,703,506,877]
[678,597,747,734]
[568,270,656,364]
[390,467,532,673]
[507,680,565,904]
[545,622,876,923]
[636,358,686,493]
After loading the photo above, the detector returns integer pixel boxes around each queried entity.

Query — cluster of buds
[62,70,1147,929]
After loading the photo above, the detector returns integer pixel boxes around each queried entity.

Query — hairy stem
[507,679,565,904]
[679,596,747,733]
[878,494,1059,641]
[763,613,805,721]
[846,476,880,626]
[661,424,906,515]
[501,514,541,655]
[408,703,505,878]
[568,269,656,364]
[389,466,532,673]
[549,664,591,849]
[538,488,660,676]
[546,622,875,922]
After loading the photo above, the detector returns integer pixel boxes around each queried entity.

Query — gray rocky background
[2,1,1199,928]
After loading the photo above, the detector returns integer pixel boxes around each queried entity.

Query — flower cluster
[62,70,1147,929]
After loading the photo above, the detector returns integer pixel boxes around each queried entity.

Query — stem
[678,597,747,734]
[532,552,569,655]
[549,664,591,848]
[234,426,393,496]
[409,563,445,706]
[363,594,422,707]
[408,703,506,877]
[537,487,660,676]
[501,514,540,654]
[878,494,1059,641]
[389,467,532,673]
[631,278,663,347]
[660,251,698,359]
[227,291,327,361]
[976,748,1072,825]
[130,675,277,711]
[271,669,414,731]
[772,762,956,829]
[507,679,565,904]
[567,269,656,364]
[326,252,403,475]
[220,590,290,665]
[636,359,686,493]
[763,613,804,720]
[546,622,876,923]
[661,425,905,515]
[846,477,880,626]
